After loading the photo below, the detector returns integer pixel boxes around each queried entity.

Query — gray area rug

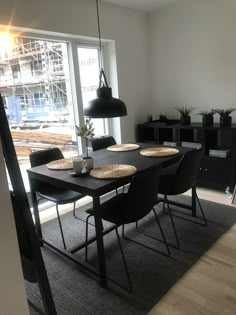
[27,194,236,315]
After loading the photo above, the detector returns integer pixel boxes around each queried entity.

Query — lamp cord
[96,0,109,88]
[96,0,102,70]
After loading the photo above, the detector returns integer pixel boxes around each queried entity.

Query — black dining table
[27,143,191,288]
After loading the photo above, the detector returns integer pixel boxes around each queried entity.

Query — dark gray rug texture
[27,194,236,315]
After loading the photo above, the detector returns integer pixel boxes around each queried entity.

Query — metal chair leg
[122,224,127,240]
[162,196,167,214]
[162,193,207,226]
[55,204,67,250]
[196,193,207,226]
[115,227,132,292]
[152,208,171,256]
[123,221,170,257]
[165,196,180,249]
[73,201,76,217]
[85,214,93,262]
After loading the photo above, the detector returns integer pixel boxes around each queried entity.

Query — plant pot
[83,156,94,170]
[202,116,213,126]
[180,115,191,125]
[220,116,232,127]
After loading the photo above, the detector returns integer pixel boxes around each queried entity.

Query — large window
[0,34,112,190]
[0,36,78,189]
[0,33,114,190]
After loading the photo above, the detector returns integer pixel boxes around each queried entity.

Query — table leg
[192,185,197,217]
[93,195,107,288]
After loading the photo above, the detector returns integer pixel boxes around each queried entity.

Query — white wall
[0,142,29,315]
[0,1,150,311]
[0,0,151,141]
[150,0,236,123]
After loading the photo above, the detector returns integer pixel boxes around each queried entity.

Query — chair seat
[86,193,127,225]
[85,208,94,215]
[38,188,84,204]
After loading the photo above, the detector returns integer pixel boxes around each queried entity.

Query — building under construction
[0,37,70,125]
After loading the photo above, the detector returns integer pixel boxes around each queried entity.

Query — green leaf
[75,118,95,141]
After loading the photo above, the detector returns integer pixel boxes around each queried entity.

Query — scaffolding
[0,37,69,123]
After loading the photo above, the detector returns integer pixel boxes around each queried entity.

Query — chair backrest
[29,147,64,167]
[91,136,116,151]
[173,148,203,194]
[123,165,161,223]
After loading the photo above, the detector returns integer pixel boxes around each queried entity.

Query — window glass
[77,46,108,136]
[0,36,76,190]
[0,34,111,191]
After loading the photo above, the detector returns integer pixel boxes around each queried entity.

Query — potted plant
[75,119,95,169]
[176,105,195,125]
[159,114,168,122]
[214,108,236,127]
[198,110,215,126]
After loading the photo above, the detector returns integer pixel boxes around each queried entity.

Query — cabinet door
[136,125,156,143]
[198,157,231,190]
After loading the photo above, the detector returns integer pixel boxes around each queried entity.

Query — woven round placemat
[140,147,179,157]
[47,158,73,170]
[107,143,140,152]
[90,164,137,179]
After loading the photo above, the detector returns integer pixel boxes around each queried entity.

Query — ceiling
[102,0,176,12]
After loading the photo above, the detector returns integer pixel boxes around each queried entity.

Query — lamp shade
[84,86,127,118]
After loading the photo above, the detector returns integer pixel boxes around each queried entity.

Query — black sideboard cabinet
[136,122,236,191]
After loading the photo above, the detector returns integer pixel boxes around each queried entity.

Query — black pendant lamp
[84,0,127,118]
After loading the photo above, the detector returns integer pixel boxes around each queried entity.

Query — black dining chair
[29,148,85,250]
[85,165,170,292]
[91,136,116,151]
[157,148,207,248]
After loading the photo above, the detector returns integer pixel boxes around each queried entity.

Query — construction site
[0,36,77,163]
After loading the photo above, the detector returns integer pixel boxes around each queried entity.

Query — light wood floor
[148,223,236,315]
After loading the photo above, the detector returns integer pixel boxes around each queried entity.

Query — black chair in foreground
[29,148,85,250]
[85,165,170,292]
[91,135,116,151]
[0,94,57,314]
[157,148,207,248]
[11,192,57,315]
